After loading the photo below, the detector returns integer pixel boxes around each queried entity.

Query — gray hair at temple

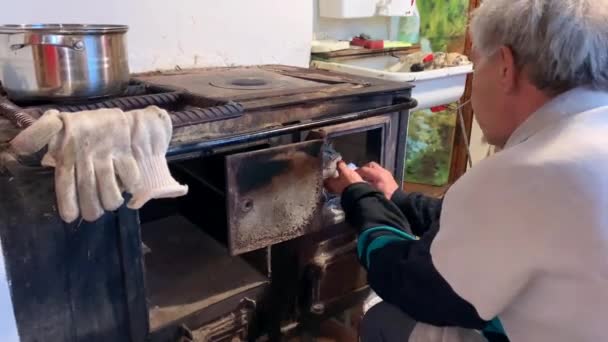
[470,0,608,93]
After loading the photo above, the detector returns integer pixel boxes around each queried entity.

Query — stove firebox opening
[329,128,383,167]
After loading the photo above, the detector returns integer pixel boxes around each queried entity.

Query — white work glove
[124,106,188,209]
[322,143,342,180]
[11,108,140,223]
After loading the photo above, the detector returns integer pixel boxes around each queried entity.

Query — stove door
[226,140,324,255]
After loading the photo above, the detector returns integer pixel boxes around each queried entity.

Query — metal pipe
[167,97,417,158]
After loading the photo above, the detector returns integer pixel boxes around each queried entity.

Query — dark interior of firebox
[137,127,382,331]
[330,127,382,167]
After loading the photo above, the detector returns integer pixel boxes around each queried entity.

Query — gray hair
[470,0,608,92]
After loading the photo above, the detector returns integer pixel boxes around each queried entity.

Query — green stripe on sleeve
[357,226,418,263]
[364,235,406,268]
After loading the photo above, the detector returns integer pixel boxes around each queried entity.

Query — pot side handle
[8,33,84,51]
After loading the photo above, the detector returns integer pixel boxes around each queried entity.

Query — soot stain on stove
[236,156,289,194]
[235,143,320,194]
[230,142,323,253]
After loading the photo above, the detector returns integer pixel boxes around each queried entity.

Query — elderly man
[325,0,608,341]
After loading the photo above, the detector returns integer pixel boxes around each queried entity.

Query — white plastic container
[377,0,416,16]
[311,55,473,109]
[397,2,420,43]
[319,0,378,18]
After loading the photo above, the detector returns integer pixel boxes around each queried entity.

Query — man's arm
[390,190,443,236]
[354,162,443,236]
[342,182,488,329]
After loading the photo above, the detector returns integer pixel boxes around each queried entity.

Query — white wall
[0,0,313,72]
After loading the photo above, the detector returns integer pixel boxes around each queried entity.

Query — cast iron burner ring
[209,76,282,90]
[231,77,268,87]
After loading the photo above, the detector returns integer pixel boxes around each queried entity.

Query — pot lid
[0,24,128,34]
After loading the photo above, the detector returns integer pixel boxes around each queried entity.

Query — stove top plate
[136,67,328,99]
[209,75,285,90]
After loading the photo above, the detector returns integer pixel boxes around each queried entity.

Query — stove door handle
[166,96,417,159]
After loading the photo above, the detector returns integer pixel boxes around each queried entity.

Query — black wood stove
[0,65,415,342]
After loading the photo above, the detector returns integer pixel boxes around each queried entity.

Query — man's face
[471,47,512,146]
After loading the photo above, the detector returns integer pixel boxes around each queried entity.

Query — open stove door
[225,140,325,255]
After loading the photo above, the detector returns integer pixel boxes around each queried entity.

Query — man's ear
[498,46,518,93]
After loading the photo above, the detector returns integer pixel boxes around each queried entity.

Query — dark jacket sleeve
[390,190,443,236]
[341,182,488,329]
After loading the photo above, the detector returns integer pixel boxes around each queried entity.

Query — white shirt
[431,88,608,342]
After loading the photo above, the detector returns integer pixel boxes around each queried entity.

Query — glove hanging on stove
[10,106,188,222]
[124,106,188,209]
[10,108,140,223]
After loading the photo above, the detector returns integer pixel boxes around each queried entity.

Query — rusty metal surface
[314,251,367,304]
[0,118,19,144]
[0,96,36,128]
[137,67,326,99]
[226,140,325,255]
[302,230,367,309]
[137,65,411,108]
[170,101,244,128]
[189,302,252,341]
[29,91,182,115]
[1,84,245,131]
[142,215,268,331]
[170,95,394,145]
[0,65,412,149]
[167,100,416,160]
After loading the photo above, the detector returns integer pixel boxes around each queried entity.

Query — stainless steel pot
[0,24,129,102]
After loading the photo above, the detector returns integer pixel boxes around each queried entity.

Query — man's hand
[356,162,399,199]
[324,161,364,195]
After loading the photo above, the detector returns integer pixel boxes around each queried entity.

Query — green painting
[418,0,470,52]
[403,0,469,186]
[405,104,457,186]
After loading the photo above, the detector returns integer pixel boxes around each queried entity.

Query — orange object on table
[351,37,384,49]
